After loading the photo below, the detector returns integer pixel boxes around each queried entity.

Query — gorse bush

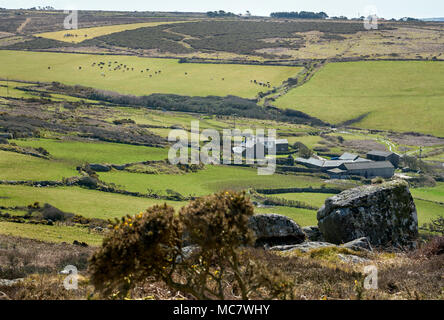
[88,204,181,297]
[180,191,255,250]
[88,191,294,299]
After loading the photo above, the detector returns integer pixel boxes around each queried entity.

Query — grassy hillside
[275,61,444,137]
[98,165,327,197]
[13,138,168,166]
[411,182,444,203]
[0,50,300,98]
[0,221,103,245]
[0,151,77,181]
[0,185,185,220]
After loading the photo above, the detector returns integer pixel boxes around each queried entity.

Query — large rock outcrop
[249,214,305,247]
[317,180,418,248]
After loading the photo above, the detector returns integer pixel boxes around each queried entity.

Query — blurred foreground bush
[88,191,293,300]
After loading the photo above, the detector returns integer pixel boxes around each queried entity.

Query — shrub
[37,204,74,222]
[293,141,312,158]
[412,236,444,258]
[88,191,294,299]
[420,216,444,236]
[88,204,181,297]
[371,177,385,184]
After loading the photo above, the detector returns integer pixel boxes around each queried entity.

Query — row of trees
[270,11,328,19]
[206,10,237,17]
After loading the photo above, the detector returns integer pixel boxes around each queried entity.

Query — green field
[275,61,444,137]
[270,192,336,208]
[98,165,327,197]
[414,199,444,225]
[0,150,77,181]
[0,185,186,220]
[13,138,169,166]
[411,183,444,203]
[0,221,103,246]
[0,80,38,99]
[0,50,301,98]
[255,206,317,227]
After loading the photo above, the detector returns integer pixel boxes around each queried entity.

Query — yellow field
[36,21,193,43]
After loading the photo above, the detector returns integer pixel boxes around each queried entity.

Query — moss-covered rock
[317,180,418,248]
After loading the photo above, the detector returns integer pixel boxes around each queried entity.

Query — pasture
[0,185,186,220]
[0,50,301,98]
[270,192,336,208]
[0,221,103,245]
[255,206,317,227]
[411,182,444,204]
[36,21,193,43]
[0,150,77,181]
[98,165,328,197]
[414,200,444,225]
[13,138,169,166]
[274,61,444,137]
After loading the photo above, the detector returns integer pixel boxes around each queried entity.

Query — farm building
[339,152,360,161]
[297,152,396,179]
[256,137,288,153]
[0,133,12,139]
[233,136,289,160]
[328,161,395,179]
[366,150,400,168]
[295,153,371,171]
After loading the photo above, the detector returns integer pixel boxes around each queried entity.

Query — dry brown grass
[0,234,95,279]
[1,234,443,300]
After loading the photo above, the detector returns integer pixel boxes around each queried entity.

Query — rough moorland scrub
[88,191,294,299]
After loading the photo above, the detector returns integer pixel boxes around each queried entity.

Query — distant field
[271,192,336,208]
[255,206,317,227]
[0,80,37,99]
[99,165,328,197]
[0,150,76,181]
[411,183,444,203]
[13,138,168,166]
[275,61,444,137]
[0,221,103,245]
[414,199,444,225]
[0,50,300,98]
[0,185,186,220]
[36,21,192,43]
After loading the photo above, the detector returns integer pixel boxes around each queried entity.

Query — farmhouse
[233,136,289,159]
[367,150,400,168]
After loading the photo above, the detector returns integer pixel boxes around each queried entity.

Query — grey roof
[327,168,347,174]
[295,157,325,167]
[339,152,359,161]
[275,139,289,145]
[296,156,373,168]
[323,160,349,168]
[367,150,394,157]
[355,157,372,162]
[341,161,394,170]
